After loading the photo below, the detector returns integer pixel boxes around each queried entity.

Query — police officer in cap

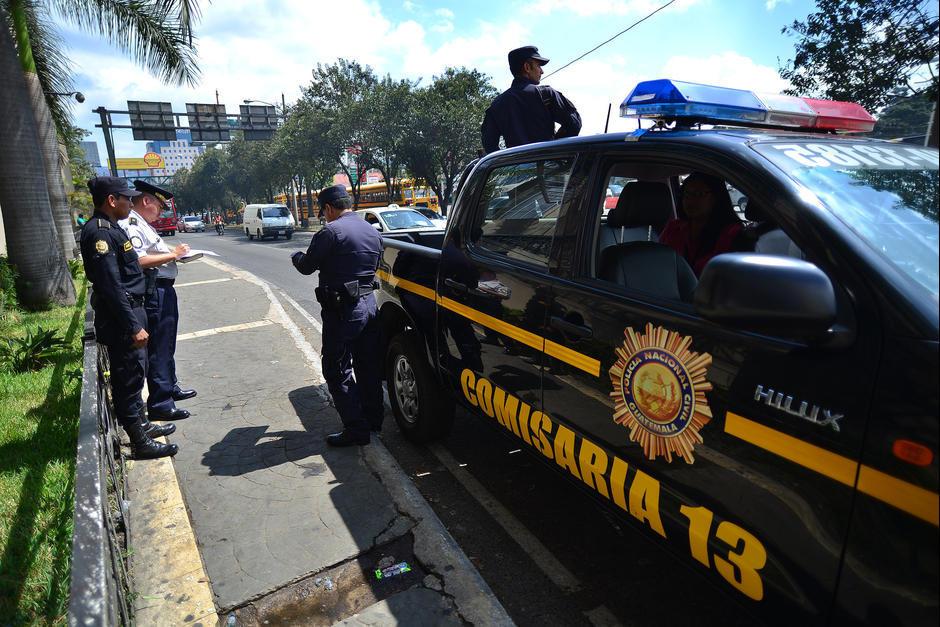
[81,177,178,459]
[120,180,196,423]
[481,45,582,154]
[290,185,384,446]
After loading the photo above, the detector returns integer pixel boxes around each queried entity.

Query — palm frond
[51,0,201,87]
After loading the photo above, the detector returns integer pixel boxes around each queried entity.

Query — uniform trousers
[145,279,179,413]
[97,305,148,429]
[320,294,383,437]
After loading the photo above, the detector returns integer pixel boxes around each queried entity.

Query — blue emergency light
[620,79,876,133]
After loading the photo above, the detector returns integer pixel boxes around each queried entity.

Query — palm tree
[0,0,200,308]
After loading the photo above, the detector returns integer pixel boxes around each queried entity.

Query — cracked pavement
[142,257,509,624]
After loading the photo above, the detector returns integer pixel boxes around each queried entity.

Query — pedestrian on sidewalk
[290,184,384,446]
[481,45,581,154]
[120,180,197,424]
[80,177,178,459]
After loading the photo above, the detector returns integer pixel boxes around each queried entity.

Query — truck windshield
[263,206,290,218]
[754,142,939,300]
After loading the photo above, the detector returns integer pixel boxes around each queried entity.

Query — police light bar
[620,79,875,133]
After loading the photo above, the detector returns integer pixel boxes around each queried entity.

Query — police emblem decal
[130,236,143,249]
[95,240,109,254]
[609,323,713,464]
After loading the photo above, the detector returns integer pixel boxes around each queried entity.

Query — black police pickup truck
[374,82,938,626]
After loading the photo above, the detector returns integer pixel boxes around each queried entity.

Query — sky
[54,0,820,159]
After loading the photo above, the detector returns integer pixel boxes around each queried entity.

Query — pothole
[227,533,430,626]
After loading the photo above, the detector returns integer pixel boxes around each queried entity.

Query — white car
[411,207,447,229]
[178,216,205,232]
[355,205,442,233]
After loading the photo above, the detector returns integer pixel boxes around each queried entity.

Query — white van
[243,204,295,240]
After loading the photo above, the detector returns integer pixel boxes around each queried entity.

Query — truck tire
[247,229,254,240]
[386,331,454,442]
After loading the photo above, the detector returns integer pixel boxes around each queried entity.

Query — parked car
[411,206,448,229]
[243,204,295,240]
[374,78,939,625]
[355,206,442,233]
[177,216,205,232]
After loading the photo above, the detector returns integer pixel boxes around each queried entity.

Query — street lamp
[50,91,85,103]
[243,98,276,108]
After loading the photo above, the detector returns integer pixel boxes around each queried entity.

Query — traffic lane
[174,229,321,315]
[381,409,754,627]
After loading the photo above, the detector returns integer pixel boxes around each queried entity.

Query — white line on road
[175,278,232,288]
[276,289,323,334]
[584,604,624,627]
[201,257,324,381]
[177,320,273,341]
[428,443,583,594]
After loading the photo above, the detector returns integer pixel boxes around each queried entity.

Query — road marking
[276,289,323,334]
[177,319,272,341]
[428,443,583,594]
[175,278,232,288]
[584,604,623,626]
[201,257,324,380]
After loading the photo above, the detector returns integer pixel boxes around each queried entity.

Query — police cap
[318,184,350,208]
[134,180,174,207]
[87,176,141,207]
[508,46,549,71]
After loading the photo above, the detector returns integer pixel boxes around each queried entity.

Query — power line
[543,0,679,80]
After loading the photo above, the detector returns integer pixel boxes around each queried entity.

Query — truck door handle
[550,316,593,339]
[444,278,469,294]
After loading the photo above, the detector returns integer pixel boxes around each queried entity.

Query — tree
[275,101,336,221]
[304,59,378,206]
[402,68,497,214]
[358,76,415,202]
[871,93,936,138]
[780,0,938,145]
[0,0,200,307]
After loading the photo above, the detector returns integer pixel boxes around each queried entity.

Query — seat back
[599,241,698,302]
[598,181,673,257]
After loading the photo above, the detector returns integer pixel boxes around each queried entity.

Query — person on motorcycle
[214,214,224,235]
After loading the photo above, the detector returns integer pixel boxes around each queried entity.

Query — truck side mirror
[694,254,836,341]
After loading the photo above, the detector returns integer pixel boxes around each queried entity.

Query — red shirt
[659,219,742,276]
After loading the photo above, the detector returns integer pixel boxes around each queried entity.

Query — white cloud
[403,0,418,11]
[659,51,788,93]
[765,0,791,9]
[523,0,702,17]
[435,7,455,18]
[431,7,455,33]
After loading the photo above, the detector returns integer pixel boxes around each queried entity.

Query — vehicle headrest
[607,182,672,230]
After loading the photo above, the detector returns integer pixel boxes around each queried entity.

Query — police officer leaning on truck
[120,180,197,424]
[80,177,178,460]
[290,185,384,447]
[481,45,582,154]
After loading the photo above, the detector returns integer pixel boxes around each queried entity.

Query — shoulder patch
[122,241,133,252]
[130,235,143,249]
[129,217,138,225]
[97,218,110,228]
[95,240,109,254]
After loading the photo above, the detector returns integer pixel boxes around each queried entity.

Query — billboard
[238,104,278,140]
[127,101,176,141]
[186,103,231,142]
[116,152,165,170]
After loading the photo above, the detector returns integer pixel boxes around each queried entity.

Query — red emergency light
[801,98,876,133]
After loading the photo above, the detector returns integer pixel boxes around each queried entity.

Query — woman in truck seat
[659,172,746,276]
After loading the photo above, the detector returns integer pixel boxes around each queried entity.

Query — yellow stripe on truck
[726,412,939,527]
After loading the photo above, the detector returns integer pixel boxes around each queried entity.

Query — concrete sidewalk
[127,257,511,626]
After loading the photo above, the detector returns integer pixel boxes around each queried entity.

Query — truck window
[470,158,574,268]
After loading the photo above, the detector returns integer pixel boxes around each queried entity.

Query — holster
[144,268,158,297]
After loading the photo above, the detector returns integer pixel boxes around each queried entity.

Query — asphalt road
[173,228,754,627]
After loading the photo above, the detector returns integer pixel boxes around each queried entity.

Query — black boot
[142,418,176,438]
[127,418,178,459]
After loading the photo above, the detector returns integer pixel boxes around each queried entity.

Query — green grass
[0,282,86,625]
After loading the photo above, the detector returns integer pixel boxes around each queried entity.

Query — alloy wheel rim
[393,355,419,424]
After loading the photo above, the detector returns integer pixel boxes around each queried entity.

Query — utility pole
[95,106,118,176]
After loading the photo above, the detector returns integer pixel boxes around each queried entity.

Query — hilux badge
[609,323,713,464]
[754,385,843,432]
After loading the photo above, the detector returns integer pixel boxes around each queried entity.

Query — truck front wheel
[386,331,454,442]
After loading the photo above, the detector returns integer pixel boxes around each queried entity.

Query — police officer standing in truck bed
[290,185,384,447]
[81,177,178,459]
[481,45,582,154]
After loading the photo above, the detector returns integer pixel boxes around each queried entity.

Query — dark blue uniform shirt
[80,211,147,339]
[481,78,582,154]
[292,212,382,286]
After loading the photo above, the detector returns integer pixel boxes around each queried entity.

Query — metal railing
[68,298,133,626]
